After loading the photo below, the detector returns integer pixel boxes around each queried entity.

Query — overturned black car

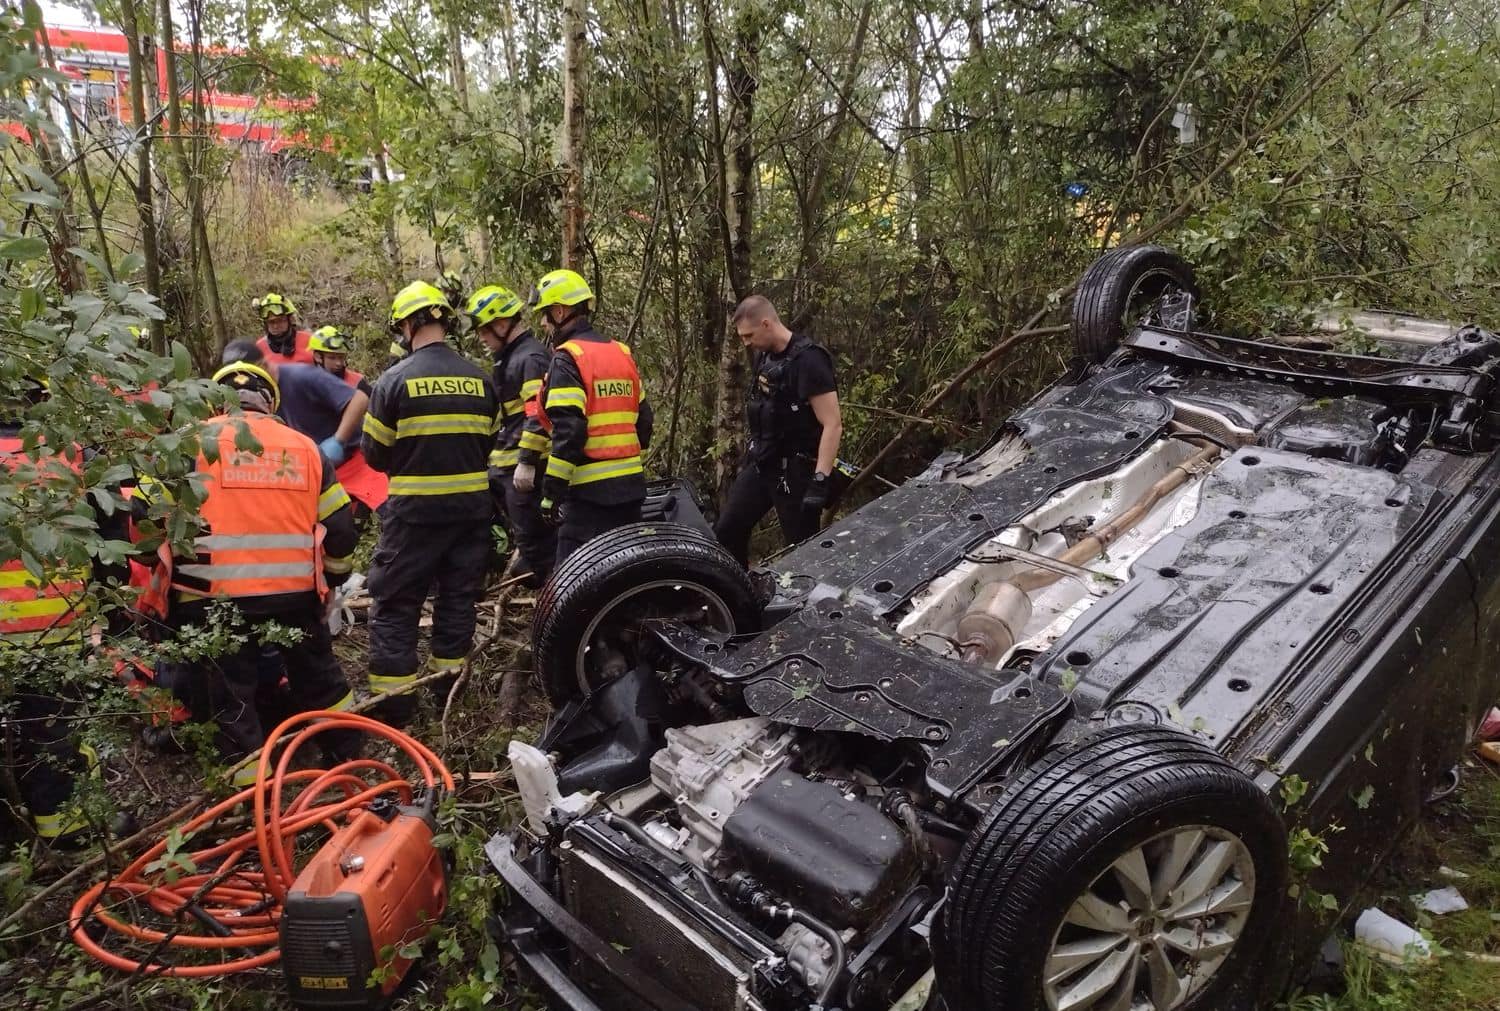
[488,246,1500,1011]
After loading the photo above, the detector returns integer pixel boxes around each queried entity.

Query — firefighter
[467,285,556,585]
[135,361,360,784]
[530,269,654,563]
[0,381,103,846]
[361,282,498,720]
[222,341,368,471]
[308,325,372,395]
[137,363,359,781]
[253,292,316,366]
[713,295,842,567]
[306,327,388,521]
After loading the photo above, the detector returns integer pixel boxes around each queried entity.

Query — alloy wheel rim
[575,579,735,695]
[1042,824,1256,1011]
[1122,267,1185,332]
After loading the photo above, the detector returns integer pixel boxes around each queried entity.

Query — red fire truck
[12,25,306,152]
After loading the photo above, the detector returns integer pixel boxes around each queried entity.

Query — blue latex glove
[319,436,347,466]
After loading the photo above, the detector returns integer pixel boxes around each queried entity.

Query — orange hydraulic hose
[69,710,454,978]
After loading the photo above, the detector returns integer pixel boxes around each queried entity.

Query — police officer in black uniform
[714,295,843,567]
[361,281,499,719]
[467,284,556,585]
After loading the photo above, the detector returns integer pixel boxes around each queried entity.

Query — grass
[1282,760,1500,1010]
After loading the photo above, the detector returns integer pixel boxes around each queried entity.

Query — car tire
[938,724,1287,1011]
[533,522,761,705]
[1071,245,1199,362]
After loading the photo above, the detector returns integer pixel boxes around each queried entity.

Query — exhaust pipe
[959,442,1220,663]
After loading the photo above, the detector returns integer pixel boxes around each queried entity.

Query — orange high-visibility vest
[169,412,327,601]
[257,330,316,366]
[0,437,89,643]
[538,339,643,459]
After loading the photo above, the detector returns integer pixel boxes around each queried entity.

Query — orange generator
[280,795,448,1008]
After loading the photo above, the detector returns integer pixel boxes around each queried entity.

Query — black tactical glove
[803,472,831,513]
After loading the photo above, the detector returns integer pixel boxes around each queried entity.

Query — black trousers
[6,682,86,829]
[493,468,557,583]
[556,498,643,565]
[714,455,820,567]
[368,515,491,684]
[176,600,356,770]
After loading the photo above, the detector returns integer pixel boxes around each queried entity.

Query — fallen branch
[341,571,531,614]
[847,323,1068,495]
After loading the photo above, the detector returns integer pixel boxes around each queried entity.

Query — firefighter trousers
[367,515,490,706]
[4,675,89,839]
[556,497,643,565]
[174,600,357,781]
[713,455,819,567]
[492,468,557,584]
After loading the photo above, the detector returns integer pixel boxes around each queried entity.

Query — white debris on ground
[1355,908,1434,963]
[1414,886,1469,915]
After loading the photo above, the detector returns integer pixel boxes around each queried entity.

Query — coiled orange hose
[69,711,454,978]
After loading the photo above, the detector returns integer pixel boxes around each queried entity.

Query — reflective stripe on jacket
[171,412,326,600]
[489,331,551,471]
[360,343,499,523]
[540,338,644,486]
[0,436,89,644]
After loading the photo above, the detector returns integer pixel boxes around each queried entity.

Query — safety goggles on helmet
[211,361,281,412]
[253,293,298,319]
[529,268,593,313]
[307,326,351,354]
[466,285,523,329]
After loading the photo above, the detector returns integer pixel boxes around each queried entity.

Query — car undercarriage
[490,246,1500,1011]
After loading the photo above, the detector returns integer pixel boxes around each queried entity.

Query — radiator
[559,838,763,1011]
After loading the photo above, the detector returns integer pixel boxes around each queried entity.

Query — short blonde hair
[733,294,780,327]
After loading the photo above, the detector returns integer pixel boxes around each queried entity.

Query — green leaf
[478,940,500,980]
[11,190,60,210]
[19,285,41,321]
[0,236,47,260]
[1352,784,1375,810]
[171,341,191,381]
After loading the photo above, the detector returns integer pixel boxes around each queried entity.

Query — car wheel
[533,522,761,705]
[1071,245,1199,362]
[939,724,1287,1011]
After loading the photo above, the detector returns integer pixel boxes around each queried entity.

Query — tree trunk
[560,0,588,269]
[370,105,402,278]
[118,0,165,353]
[711,5,760,503]
[448,16,469,113]
[499,0,531,153]
[790,0,872,322]
[25,23,85,293]
[905,10,931,258]
[172,0,228,350]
